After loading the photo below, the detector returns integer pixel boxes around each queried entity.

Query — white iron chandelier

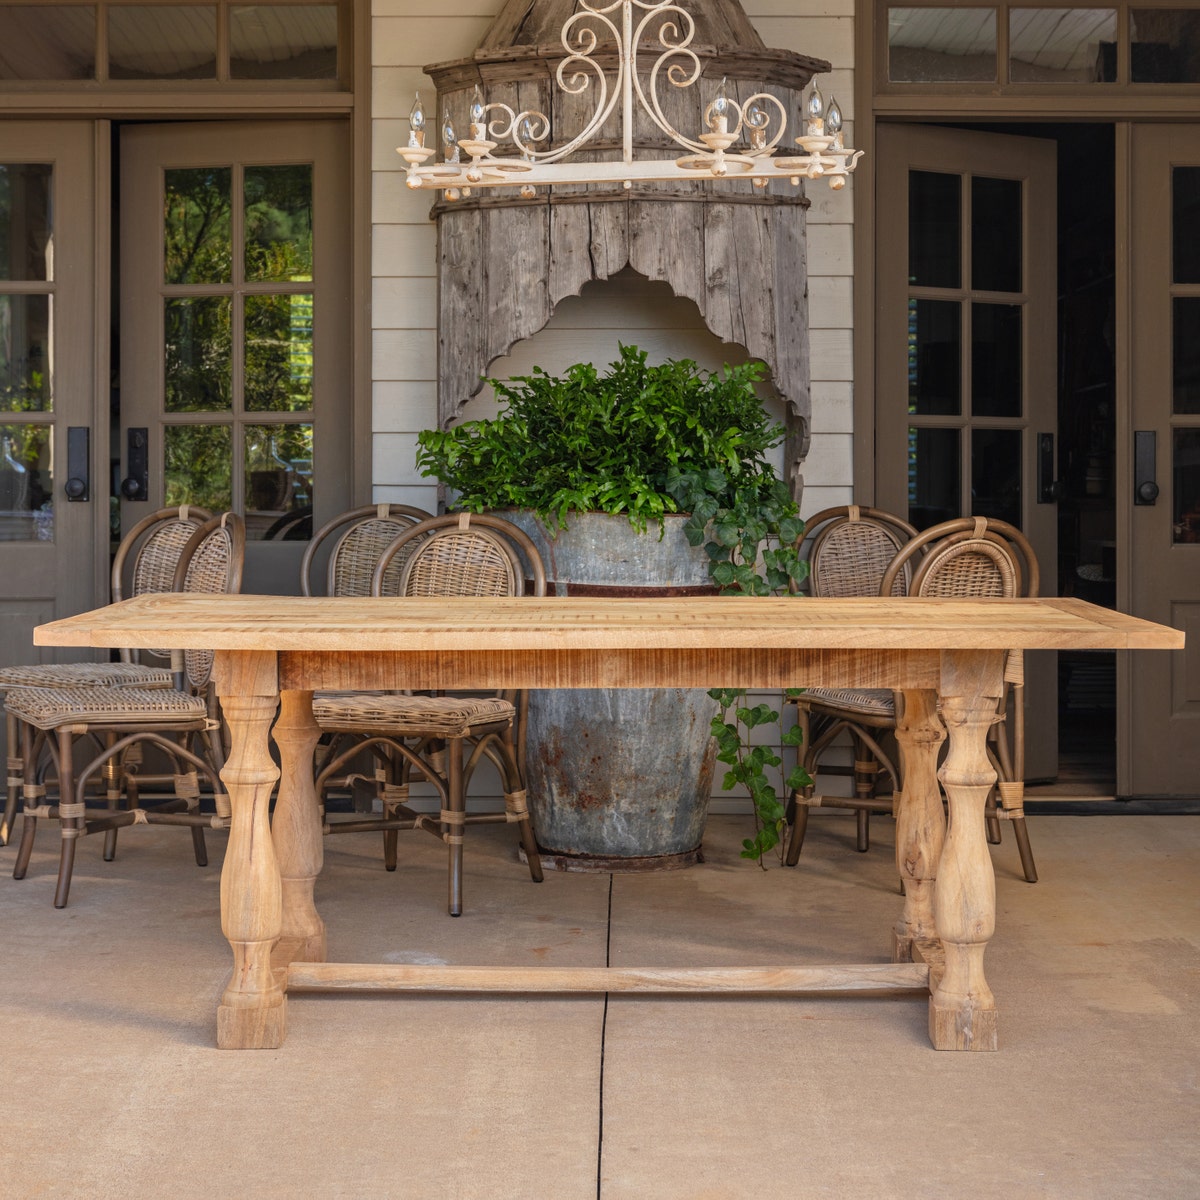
[397,0,862,199]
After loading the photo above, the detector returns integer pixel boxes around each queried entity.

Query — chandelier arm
[401,0,863,193]
[483,102,520,144]
[633,4,708,155]
[738,92,790,157]
[504,7,623,165]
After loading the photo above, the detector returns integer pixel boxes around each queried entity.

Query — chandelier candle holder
[396,0,862,197]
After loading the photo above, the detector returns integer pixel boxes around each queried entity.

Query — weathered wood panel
[430,0,828,488]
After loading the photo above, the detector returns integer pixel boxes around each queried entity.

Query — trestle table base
[34,596,1179,1054]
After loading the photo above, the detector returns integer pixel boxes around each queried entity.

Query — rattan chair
[299,503,433,598]
[787,515,1039,883]
[784,506,919,849]
[0,506,211,846]
[314,512,546,916]
[8,512,245,907]
[299,503,431,802]
[799,505,919,599]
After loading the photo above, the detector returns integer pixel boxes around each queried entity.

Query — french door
[875,124,1059,780]
[119,120,352,594]
[1125,124,1200,796]
[0,122,103,674]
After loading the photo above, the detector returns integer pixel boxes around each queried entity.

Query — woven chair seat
[5,685,207,730]
[313,692,516,738]
[800,687,896,718]
[0,663,173,690]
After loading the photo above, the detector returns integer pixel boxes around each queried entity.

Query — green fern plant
[416,345,808,595]
[416,344,812,857]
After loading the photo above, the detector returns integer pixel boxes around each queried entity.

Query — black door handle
[121,427,149,502]
[1134,430,1158,506]
[1037,432,1063,503]
[65,427,89,502]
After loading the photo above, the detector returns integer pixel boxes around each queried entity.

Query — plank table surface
[35,594,1184,1052]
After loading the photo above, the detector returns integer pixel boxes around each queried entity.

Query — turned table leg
[929,649,1004,1052]
[213,651,286,1050]
[892,689,946,963]
[272,690,326,966]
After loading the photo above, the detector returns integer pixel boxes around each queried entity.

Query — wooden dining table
[35,592,1182,1052]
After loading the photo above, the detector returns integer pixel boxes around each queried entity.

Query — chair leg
[2,710,20,846]
[12,722,41,879]
[515,808,543,883]
[54,730,78,909]
[382,752,401,872]
[1011,816,1038,883]
[179,734,209,867]
[784,794,810,866]
[494,725,542,885]
[851,740,878,852]
[985,804,1003,845]
[102,733,121,862]
[191,825,209,867]
[446,738,465,917]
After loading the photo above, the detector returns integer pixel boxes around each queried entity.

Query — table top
[34,593,1184,654]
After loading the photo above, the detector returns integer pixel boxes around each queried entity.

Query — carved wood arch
[429,0,826,482]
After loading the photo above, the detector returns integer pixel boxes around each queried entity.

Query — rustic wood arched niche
[426,0,829,494]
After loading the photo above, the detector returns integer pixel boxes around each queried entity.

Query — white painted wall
[369,0,859,814]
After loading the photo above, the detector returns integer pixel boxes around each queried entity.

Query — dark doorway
[1053,124,1117,793]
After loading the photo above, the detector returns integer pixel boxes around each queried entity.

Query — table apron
[277,647,946,692]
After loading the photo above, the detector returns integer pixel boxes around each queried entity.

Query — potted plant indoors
[416,344,810,867]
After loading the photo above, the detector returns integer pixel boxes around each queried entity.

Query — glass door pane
[157,158,316,540]
[0,162,54,542]
[904,164,1030,530]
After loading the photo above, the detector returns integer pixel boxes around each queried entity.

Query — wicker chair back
[371,513,548,599]
[880,516,1039,600]
[803,506,918,597]
[111,506,212,661]
[300,504,432,597]
[173,512,246,689]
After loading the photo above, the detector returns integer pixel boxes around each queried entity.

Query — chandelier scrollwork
[397,0,862,198]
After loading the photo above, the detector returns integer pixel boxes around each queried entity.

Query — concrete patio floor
[2,810,1197,1199]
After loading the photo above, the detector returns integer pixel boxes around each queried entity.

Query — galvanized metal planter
[499,509,719,871]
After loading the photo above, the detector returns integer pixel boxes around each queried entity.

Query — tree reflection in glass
[244,165,313,282]
[164,167,232,285]
[164,425,231,512]
[164,297,232,412]
[245,293,313,412]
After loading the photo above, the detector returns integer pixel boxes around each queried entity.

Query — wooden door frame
[853,3,1200,786]
[0,0,372,614]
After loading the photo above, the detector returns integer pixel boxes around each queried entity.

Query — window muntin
[0,1,342,84]
[883,1,1200,88]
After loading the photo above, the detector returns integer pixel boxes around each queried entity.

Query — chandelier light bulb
[746,100,767,150]
[805,83,825,135]
[827,97,843,134]
[709,75,731,134]
[469,84,486,138]
[408,92,426,148]
[442,111,460,164]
